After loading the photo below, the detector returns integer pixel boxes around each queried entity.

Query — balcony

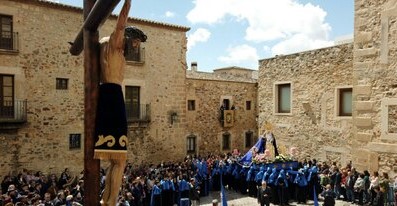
[0,32,19,52]
[126,103,150,126]
[0,100,27,129]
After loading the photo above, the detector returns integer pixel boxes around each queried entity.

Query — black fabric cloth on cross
[94,83,128,160]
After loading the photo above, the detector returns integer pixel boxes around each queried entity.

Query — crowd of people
[1,152,396,206]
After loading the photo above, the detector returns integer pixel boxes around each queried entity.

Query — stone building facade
[1,0,396,180]
[258,44,355,167]
[258,0,397,176]
[186,67,258,156]
[0,0,259,180]
[0,0,190,178]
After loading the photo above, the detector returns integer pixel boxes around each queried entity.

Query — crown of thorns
[125,26,147,42]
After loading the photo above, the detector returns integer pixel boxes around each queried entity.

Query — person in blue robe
[247,164,258,197]
[294,168,308,204]
[211,163,221,191]
[150,180,162,206]
[232,164,241,192]
[160,176,175,206]
[275,169,289,205]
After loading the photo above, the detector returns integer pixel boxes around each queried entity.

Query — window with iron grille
[188,100,195,111]
[0,15,13,50]
[56,78,68,90]
[69,134,81,150]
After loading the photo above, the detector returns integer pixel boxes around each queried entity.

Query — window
[246,101,251,110]
[188,100,195,111]
[56,78,68,90]
[245,131,253,148]
[69,134,81,150]
[222,132,231,150]
[338,88,352,116]
[222,99,230,110]
[186,135,196,154]
[0,74,14,118]
[125,86,140,119]
[276,83,291,113]
[125,43,144,62]
[0,15,13,50]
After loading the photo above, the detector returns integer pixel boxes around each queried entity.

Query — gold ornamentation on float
[119,135,128,147]
[95,135,116,147]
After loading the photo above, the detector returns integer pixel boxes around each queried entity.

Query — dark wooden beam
[83,0,100,205]
[70,0,121,56]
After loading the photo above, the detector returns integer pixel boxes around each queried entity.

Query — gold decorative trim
[119,135,128,147]
[95,135,116,147]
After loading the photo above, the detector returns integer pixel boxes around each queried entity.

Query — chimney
[191,62,197,71]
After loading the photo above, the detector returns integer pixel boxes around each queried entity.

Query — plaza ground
[199,189,357,206]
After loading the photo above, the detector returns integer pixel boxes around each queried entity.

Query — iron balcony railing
[125,103,150,122]
[0,99,27,123]
[0,32,19,51]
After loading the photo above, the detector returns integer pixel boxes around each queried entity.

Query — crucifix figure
[91,0,147,205]
[69,0,146,205]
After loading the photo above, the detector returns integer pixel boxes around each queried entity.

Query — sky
[54,0,354,72]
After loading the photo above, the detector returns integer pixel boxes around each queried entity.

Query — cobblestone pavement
[199,190,358,206]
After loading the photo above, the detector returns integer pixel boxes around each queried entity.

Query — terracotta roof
[14,0,190,31]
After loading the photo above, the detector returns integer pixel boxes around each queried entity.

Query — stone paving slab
[199,190,357,206]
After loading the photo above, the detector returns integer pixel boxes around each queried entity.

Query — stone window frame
[221,132,231,151]
[273,81,292,115]
[381,98,397,141]
[186,134,197,154]
[335,86,353,118]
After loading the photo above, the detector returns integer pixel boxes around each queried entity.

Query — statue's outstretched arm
[110,0,131,50]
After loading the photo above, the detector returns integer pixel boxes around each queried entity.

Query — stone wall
[0,0,189,179]
[353,0,397,176]
[187,67,257,83]
[258,44,354,166]
[185,76,258,155]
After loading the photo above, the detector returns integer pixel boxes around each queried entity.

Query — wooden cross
[69,0,120,205]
